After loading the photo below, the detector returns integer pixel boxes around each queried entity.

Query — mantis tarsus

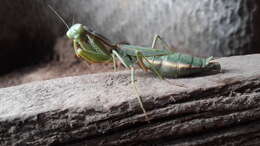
[50,6,221,121]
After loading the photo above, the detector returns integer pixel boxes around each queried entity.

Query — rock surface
[1,54,260,146]
[1,0,260,75]
[61,0,260,57]
[1,0,260,88]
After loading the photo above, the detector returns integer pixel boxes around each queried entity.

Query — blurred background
[1,0,260,88]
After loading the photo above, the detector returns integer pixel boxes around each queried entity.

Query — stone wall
[1,0,260,74]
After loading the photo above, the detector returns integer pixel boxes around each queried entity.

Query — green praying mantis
[49,6,221,121]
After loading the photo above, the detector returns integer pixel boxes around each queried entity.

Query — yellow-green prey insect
[49,6,221,121]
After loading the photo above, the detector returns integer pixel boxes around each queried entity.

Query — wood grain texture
[0,54,260,146]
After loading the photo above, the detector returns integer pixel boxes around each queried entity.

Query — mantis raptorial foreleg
[73,40,94,63]
[73,40,80,57]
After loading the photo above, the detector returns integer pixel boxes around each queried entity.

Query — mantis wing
[119,44,172,57]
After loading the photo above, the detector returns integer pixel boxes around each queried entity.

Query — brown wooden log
[0,54,260,146]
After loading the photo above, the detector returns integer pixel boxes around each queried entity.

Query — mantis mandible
[49,6,221,121]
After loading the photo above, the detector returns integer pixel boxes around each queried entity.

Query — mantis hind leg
[136,51,164,80]
[152,35,172,51]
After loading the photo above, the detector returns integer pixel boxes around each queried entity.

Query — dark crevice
[0,30,55,75]
[0,0,58,76]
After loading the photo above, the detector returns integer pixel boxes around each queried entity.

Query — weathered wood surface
[0,54,260,146]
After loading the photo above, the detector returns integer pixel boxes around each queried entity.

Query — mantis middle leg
[112,50,150,121]
[131,66,150,122]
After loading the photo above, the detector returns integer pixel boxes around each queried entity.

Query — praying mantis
[49,6,221,121]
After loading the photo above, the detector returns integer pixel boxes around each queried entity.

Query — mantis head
[66,24,88,40]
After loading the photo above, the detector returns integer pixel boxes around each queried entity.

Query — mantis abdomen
[144,53,220,78]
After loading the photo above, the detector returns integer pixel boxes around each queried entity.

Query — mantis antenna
[48,5,70,30]
[72,15,75,27]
